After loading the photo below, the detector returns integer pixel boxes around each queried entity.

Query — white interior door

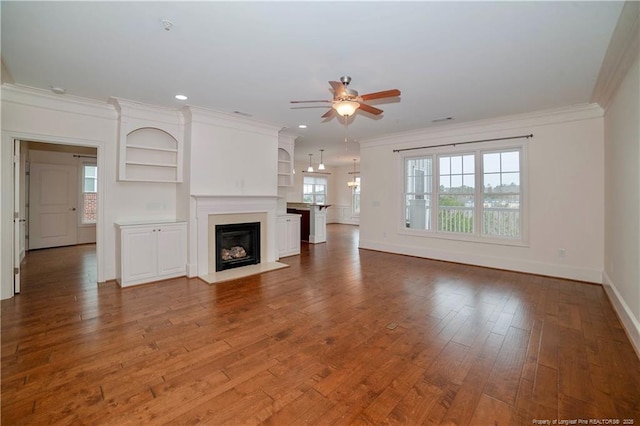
[29,162,78,250]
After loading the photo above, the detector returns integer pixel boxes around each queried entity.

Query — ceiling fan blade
[321,108,334,118]
[329,81,348,98]
[290,100,332,103]
[360,89,401,101]
[358,103,384,115]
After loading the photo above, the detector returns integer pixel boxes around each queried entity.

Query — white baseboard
[187,263,198,277]
[602,271,640,359]
[358,239,603,283]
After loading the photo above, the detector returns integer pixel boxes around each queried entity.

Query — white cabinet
[277,214,301,258]
[115,221,187,287]
[278,134,295,187]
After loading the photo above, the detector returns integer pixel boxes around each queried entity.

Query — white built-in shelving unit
[110,98,184,183]
[277,134,295,187]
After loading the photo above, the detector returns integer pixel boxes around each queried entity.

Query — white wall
[603,55,640,353]
[359,104,605,283]
[186,107,280,197]
[1,85,178,299]
[326,164,359,225]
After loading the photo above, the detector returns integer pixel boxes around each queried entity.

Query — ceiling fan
[291,76,401,119]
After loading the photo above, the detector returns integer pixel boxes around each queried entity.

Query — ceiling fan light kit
[291,75,400,119]
[333,100,360,117]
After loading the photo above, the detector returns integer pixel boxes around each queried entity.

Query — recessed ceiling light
[298,124,307,129]
[175,94,188,101]
[50,86,66,95]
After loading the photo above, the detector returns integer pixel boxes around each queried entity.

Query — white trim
[602,270,640,359]
[591,2,640,109]
[2,84,116,120]
[183,105,283,138]
[192,195,279,277]
[359,238,603,284]
[360,103,603,149]
[1,131,107,299]
[397,139,528,246]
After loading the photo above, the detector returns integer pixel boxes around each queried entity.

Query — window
[438,154,475,234]
[303,176,327,205]
[81,164,97,224]
[482,150,521,238]
[352,177,361,214]
[403,145,523,242]
[405,157,432,230]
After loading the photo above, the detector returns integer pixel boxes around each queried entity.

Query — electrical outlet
[558,248,566,258]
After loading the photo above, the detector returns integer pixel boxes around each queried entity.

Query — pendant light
[307,153,314,173]
[318,149,325,170]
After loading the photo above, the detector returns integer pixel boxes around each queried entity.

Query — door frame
[2,130,105,298]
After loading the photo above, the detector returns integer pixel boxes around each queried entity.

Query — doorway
[13,139,100,294]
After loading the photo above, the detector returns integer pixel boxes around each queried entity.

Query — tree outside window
[403,146,522,241]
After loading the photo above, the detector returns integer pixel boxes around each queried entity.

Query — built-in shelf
[277,136,294,187]
[121,127,182,183]
[125,161,179,168]
[111,98,184,183]
[126,144,178,153]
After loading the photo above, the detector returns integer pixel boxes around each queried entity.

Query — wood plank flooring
[2,224,639,425]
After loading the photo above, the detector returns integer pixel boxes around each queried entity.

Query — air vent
[233,111,252,117]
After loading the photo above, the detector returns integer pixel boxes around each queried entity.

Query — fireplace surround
[193,195,288,284]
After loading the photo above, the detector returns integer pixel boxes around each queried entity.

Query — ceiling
[1,1,623,166]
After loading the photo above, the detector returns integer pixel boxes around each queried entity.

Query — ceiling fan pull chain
[344,116,349,149]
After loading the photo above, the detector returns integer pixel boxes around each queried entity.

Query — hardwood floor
[2,225,639,425]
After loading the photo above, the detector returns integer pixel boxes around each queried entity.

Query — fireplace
[215,222,261,271]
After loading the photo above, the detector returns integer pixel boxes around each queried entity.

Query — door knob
[70,208,76,211]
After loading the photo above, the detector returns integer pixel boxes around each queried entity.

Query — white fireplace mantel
[192,195,279,277]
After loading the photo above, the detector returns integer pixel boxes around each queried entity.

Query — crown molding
[182,105,283,138]
[360,103,603,149]
[591,1,640,109]
[1,83,116,120]
[109,97,184,127]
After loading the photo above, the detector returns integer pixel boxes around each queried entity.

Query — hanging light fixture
[307,153,314,173]
[332,100,360,117]
[318,149,325,170]
[347,159,359,188]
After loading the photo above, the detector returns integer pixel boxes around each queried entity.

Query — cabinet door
[287,218,301,254]
[157,224,186,277]
[276,218,288,257]
[122,227,158,285]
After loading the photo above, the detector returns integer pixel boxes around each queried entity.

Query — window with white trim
[81,163,97,224]
[303,175,327,204]
[403,144,523,241]
[352,177,361,214]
